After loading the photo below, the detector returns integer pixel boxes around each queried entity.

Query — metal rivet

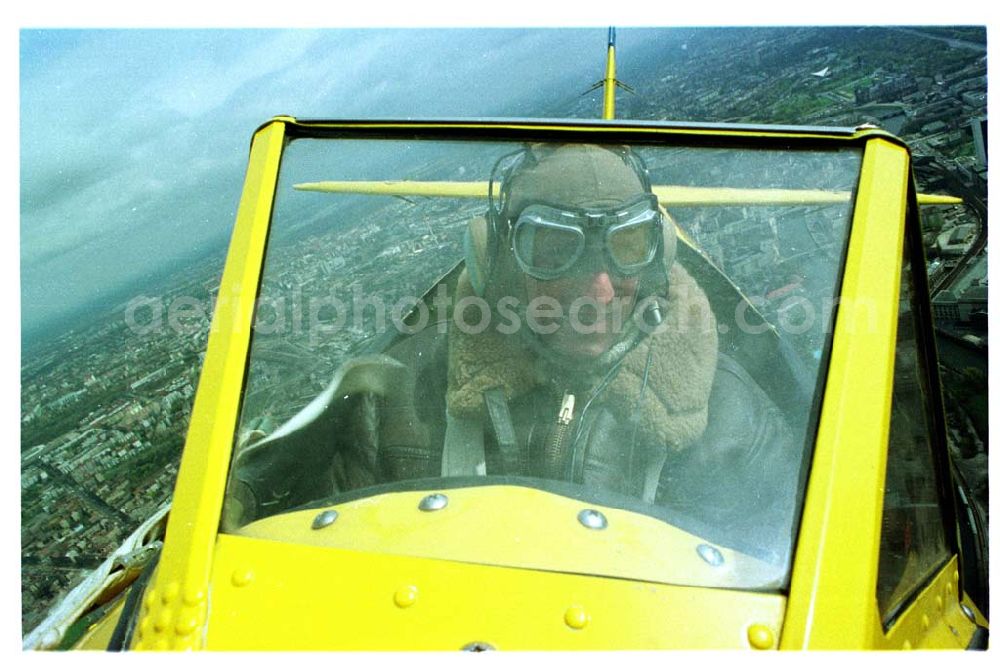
[902,639,913,650]
[946,582,954,596]
[312,509,339,529]
[921,613,930,630]
[936,595,944,611]
[577,509,607,530]
[394,585,418,608]
[461,642,496,651]
[231,569,254,587]
[153,608,173,632]
[697,543,725,567]
[747,623,774,650]
[174,615,198,636]
[419,494,448,511]
[162,581,179,601]
[183,587,205,607]
[564,605,589,629]
[961,604,976,622]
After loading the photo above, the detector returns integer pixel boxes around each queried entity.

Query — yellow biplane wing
[293,180,962,207]
[292,33,964,209]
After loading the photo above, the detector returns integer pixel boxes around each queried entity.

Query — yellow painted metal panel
[781,138,909,649]
[237,486,784,591]
[130,120,287,651]
[880,558,979,649]
[204,533,787,650]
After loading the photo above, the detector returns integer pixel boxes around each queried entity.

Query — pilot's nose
[584,271,616,305]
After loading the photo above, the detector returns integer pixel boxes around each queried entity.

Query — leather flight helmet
[465,142,677,301]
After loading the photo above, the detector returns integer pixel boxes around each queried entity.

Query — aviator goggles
[510,194,662,281]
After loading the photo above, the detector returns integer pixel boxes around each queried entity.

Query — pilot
[413,143,802,556]
[233,141,802,558]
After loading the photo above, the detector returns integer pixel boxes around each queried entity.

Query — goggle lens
[512,197,660,279]
[512,218,584,277]
[607,213,659,272]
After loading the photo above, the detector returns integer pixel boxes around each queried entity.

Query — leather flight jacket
[230,334,803,565]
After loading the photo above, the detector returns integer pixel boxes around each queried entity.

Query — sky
[19,27,656,340]
[15,2,995,345]
[16,21,735,344]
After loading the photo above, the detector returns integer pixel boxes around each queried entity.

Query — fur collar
[446,264,718,450]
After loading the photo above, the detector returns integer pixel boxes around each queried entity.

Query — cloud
[20,27,650,335]
[143,30,325,118]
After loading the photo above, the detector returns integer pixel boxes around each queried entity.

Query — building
[932,285,987,327]
[936,224,977,256]
[969,116,987,167]
[932,252,988,329]
[854,74,918,104]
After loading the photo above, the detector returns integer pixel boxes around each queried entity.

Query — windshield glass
[221,134,861,590]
